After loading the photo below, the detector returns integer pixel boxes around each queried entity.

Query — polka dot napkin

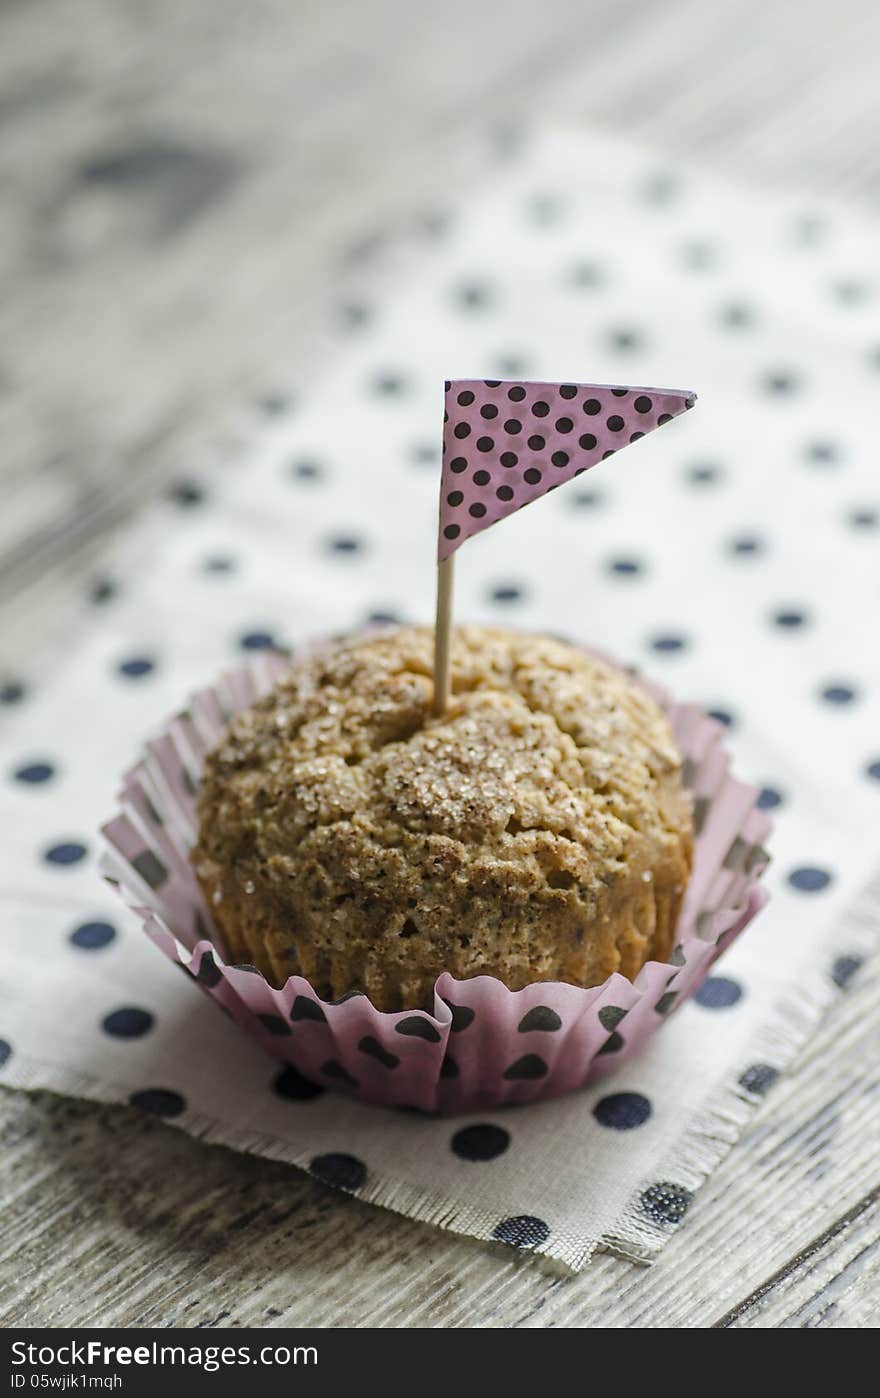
[2,130,880,1271]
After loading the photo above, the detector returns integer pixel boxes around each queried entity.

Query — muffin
[191,625,693,1011]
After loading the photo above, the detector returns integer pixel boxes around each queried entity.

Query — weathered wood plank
[720,1192,880,1328]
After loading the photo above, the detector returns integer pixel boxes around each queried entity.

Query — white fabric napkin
[2,129,879,1270]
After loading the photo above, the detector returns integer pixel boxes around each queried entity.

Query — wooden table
[2,0,879,1328]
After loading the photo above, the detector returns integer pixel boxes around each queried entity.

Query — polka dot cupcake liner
[101,644,772,1115]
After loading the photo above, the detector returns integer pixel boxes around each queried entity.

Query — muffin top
[193,625,691,1006]
[198,624,684,856]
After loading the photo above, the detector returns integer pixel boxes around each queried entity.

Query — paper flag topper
[438,379,696,561]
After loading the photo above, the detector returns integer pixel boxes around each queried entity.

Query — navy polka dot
[71,920,116,950]
[310,1153,367,1191]
[570,488,603,509]
[608,327,642,353]
[804,440,839,466]
[728,534,764,556]
[570,260,604,287]
[441,999,475,1033]
[372,373,407,396]
[518,1006,562,1033]
[239,631,277,652]
[395,1016,441,1043]
[757,786,784,810]
[203,555,236,574]
[319,1059,359,1088]
[793,212,826,245]
[257,1017,292,1040]
[0,1040,11,1069]
[1,682,25,705]
[773,608,807,629]
[290,457,323,481]
[831,954,863,989]
[641,171,680,204]
[820,683,858,705]
[490,584,525,604]
[90,577,117,604]
[420,208,449,237]
[640,1181,692,1225]
[686,462,721,486]
[865,759,880,782]
[593,1091,652,1130]
[409,442,437,467]
[832,279,869,305]
[167,480,204,507]
[719,301,755,329]
[762,369,800,395]
[45,841,88,867]
[129,1088,186,1118]
[453,281,493,311]
[707,708,735,728]
[650,633,687,654]
[366,609,403,626]
[849,508,877,530]
[502,1053,548,1080]
[739,1063,779,1095]
[117,657,154,679]
[493,352,530,377]
[258,392,290,415]
[359,1036,400,1070]
[788,866,832,893]
[608,557,643,576]
[13,761,55,784]
[694,976,743,1009]
[339,301,370,329]
[451,1124,510,1161]
[194,950,221,987]
[526,193,562,225]
[102,1007,154,1038]
[327,534,364,554]
[290,995,328,1024]
[492,1215,550,1248]
[681,239,715,270]
[273,1065,325,1101]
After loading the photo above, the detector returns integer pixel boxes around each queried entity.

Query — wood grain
[2,0,880,1329]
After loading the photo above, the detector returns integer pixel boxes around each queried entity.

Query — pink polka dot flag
[439,379,697,560]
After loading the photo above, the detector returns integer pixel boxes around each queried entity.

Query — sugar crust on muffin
[192,625,693,1011]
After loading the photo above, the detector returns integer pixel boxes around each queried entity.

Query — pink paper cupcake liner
[101,644,772,1115]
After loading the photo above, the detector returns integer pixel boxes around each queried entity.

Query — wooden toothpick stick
[433,554,454,716]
